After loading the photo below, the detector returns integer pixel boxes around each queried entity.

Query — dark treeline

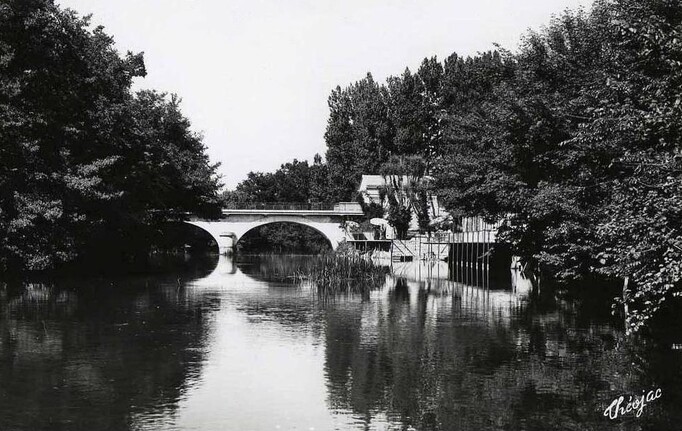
[223,155,331,203]
[0,1,221,272]
[236,223,332,255]
[228,0,682,333]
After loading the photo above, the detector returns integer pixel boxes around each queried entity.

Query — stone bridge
[186,202,363,254]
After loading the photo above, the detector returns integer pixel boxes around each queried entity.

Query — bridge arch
[184,221,236,255]
[186,214,349,254]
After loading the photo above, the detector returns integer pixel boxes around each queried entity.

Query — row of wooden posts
[450,230,494,289]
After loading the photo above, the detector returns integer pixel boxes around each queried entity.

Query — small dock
[347,232,492,262]
[348,217,509,289]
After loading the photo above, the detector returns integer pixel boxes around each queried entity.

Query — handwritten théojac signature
[603,388,662,420]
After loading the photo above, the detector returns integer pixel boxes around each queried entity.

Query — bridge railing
[222,202,337,211]
[333,202,363,213]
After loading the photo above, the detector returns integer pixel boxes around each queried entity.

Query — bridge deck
[220,202,363,216]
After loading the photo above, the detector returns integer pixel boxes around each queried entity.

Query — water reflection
[0,275,214,431]
[0,255,680,430]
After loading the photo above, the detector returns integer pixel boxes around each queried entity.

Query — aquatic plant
[297,254,390,296]
[236,254,389,294]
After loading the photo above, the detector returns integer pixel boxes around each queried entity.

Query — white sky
[57,0,593,189]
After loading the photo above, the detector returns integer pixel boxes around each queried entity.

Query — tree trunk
[623,276,630,332]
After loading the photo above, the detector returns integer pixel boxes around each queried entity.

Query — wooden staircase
[391,239,414,262]
[390,237,450,262]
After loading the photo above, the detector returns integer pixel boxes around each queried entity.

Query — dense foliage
[324,74,394,201]
[324,67,442,201]
[222,156,329,204]
[433,0,682,333]
[236,223,332,254]
[0,0,221,271]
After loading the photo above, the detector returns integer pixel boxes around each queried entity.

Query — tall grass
[237,253,389,295]
[296,254,389,296]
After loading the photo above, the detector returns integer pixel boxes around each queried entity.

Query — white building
[357,174,449,237]
[357,174,501,238]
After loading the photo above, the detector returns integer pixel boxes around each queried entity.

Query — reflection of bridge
[186,202,363,254]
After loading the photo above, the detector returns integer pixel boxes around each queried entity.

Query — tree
[0,0,220,271]
[433,0,682,332]
[309,153,332,202]
[379,155,430,238]
[580,0,682,333]
[228,158,328,204]
[324,73,394,201]
[387,59,443,169]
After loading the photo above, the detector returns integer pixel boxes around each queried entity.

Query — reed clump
[236,253,390,294]
[296,254,389,295]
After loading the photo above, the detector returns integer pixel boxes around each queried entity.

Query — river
[0,255,680,431]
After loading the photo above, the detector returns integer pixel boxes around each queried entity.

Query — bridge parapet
[220,202,363,216]
[332,202,363,213]
[223,202,333,211]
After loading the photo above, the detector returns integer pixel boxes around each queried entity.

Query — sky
[58,0,593,189]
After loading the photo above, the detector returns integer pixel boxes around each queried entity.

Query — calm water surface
[1,255,681,431]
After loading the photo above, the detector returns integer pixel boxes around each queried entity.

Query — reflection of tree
[0,278,215,431]
[393,278,410,302]
[236,255,390,294]
[235,255,310,283]
[322,278,679,430]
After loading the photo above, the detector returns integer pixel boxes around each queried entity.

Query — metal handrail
[222,202,336,211]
